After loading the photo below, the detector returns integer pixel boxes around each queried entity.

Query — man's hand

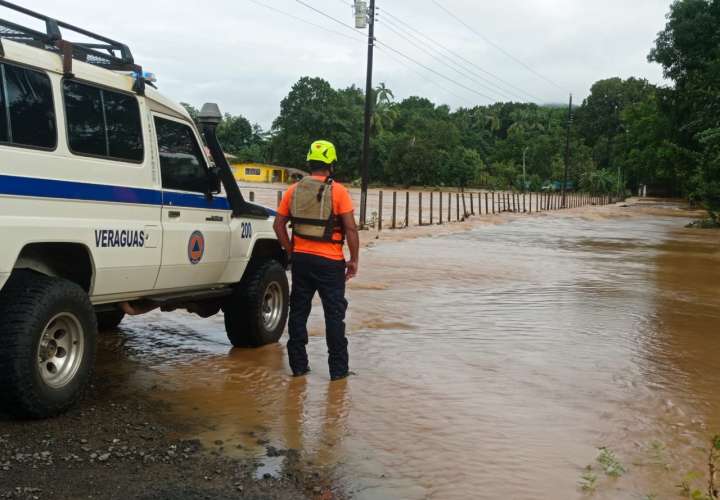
[346,260,358,281]
[340,212,359,282]
[273,214,292,256]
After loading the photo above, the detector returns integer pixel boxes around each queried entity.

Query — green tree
[649,0,720,216]
[271,77,363,180]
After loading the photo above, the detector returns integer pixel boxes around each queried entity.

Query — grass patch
[597,447,626,477]
[579,466,598,493]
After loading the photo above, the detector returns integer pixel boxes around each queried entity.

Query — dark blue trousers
[287,252,348,378]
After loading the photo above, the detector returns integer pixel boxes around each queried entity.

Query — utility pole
[358,0,376,228]
[561,93,573,208]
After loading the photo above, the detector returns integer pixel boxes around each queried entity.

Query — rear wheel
[223,260,289,347]
[0,271,97,418]
[96,310,125,331]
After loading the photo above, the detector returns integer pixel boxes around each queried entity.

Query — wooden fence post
[378,191,383,232]
[418,192,423,226]
[485,192,489,215]
[405,191,410,228]
[392,191,397,229]
[277,190,282,207]
[456,193,460,221]
[492,192,496,214]
[470,192,474,215]
[249,191,255,202]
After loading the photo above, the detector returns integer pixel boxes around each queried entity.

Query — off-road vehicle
[0,2,289,418]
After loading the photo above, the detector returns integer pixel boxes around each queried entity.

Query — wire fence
[239,183,619,231]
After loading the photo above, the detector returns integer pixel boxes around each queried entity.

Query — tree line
[182,0,720,220]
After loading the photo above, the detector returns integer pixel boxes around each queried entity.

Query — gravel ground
[0,371,343,500]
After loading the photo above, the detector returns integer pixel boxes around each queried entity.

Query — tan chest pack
[290,177,344,244]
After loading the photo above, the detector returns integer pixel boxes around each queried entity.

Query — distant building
[231,163,307,184]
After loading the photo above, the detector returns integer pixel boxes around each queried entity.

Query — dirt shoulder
[0,369,341,500]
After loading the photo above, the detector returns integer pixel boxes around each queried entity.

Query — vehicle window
[154,117,208,193]
[63,80,143,162]
[63,81,105,157]
[0,63,56,149]
[104,90,143,161]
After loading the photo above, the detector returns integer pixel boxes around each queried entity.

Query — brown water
[99,203,720,499]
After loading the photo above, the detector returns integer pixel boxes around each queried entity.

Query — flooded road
[100,203,720,499]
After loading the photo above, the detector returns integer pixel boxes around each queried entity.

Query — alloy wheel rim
[37,313,84,389]
[262,282,283,331]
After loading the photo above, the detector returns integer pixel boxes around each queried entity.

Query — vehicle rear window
[63,80,143,162]
[154,117,208,193]
[0,62,56,149]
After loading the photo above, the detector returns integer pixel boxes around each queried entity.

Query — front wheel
[223,260,289,348]
[0,271,97,418]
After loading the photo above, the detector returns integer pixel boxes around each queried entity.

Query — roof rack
[0,0,145,94]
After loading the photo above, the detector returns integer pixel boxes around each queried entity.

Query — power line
[338,0,484,104]
[245,0,363,42]
[294,0,360,34]
[288,1,498,104]
[381,10,544,102]
[375,41,495,103]
[339,0,544,101]
[375,45,474,105]
[380,16,518,102]
[431,0,568,94]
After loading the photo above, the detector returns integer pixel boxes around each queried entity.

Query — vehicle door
[152,115,231,290]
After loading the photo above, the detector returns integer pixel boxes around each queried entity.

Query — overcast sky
[9,0,672,128]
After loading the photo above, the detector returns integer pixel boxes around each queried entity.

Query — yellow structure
[231,163,307,184]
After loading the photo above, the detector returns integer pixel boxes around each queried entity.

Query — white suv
[0,3,289,418]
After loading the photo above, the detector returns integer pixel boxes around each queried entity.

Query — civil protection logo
[188,231,205,265]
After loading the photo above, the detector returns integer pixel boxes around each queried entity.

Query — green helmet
[307,140,338,165]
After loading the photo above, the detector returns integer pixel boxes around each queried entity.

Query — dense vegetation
[183,0,720,217]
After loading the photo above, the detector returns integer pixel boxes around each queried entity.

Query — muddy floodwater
[99,202,720,499]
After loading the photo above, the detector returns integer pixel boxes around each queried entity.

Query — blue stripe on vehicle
[0,174,162,205]
[0,174,230,211]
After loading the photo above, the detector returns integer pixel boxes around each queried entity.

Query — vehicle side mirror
[206,166,222,196]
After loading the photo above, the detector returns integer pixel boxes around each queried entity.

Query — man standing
[273,140,359,381]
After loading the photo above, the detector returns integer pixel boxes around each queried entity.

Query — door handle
[168,210,181,218]
[206,215,224,222]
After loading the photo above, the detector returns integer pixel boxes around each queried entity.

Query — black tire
[223,260,289,348]
[0,271,97,418]
[96,310,125,331]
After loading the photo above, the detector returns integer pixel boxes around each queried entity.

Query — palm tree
[371,82,398,136]
[375,82,394,107]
